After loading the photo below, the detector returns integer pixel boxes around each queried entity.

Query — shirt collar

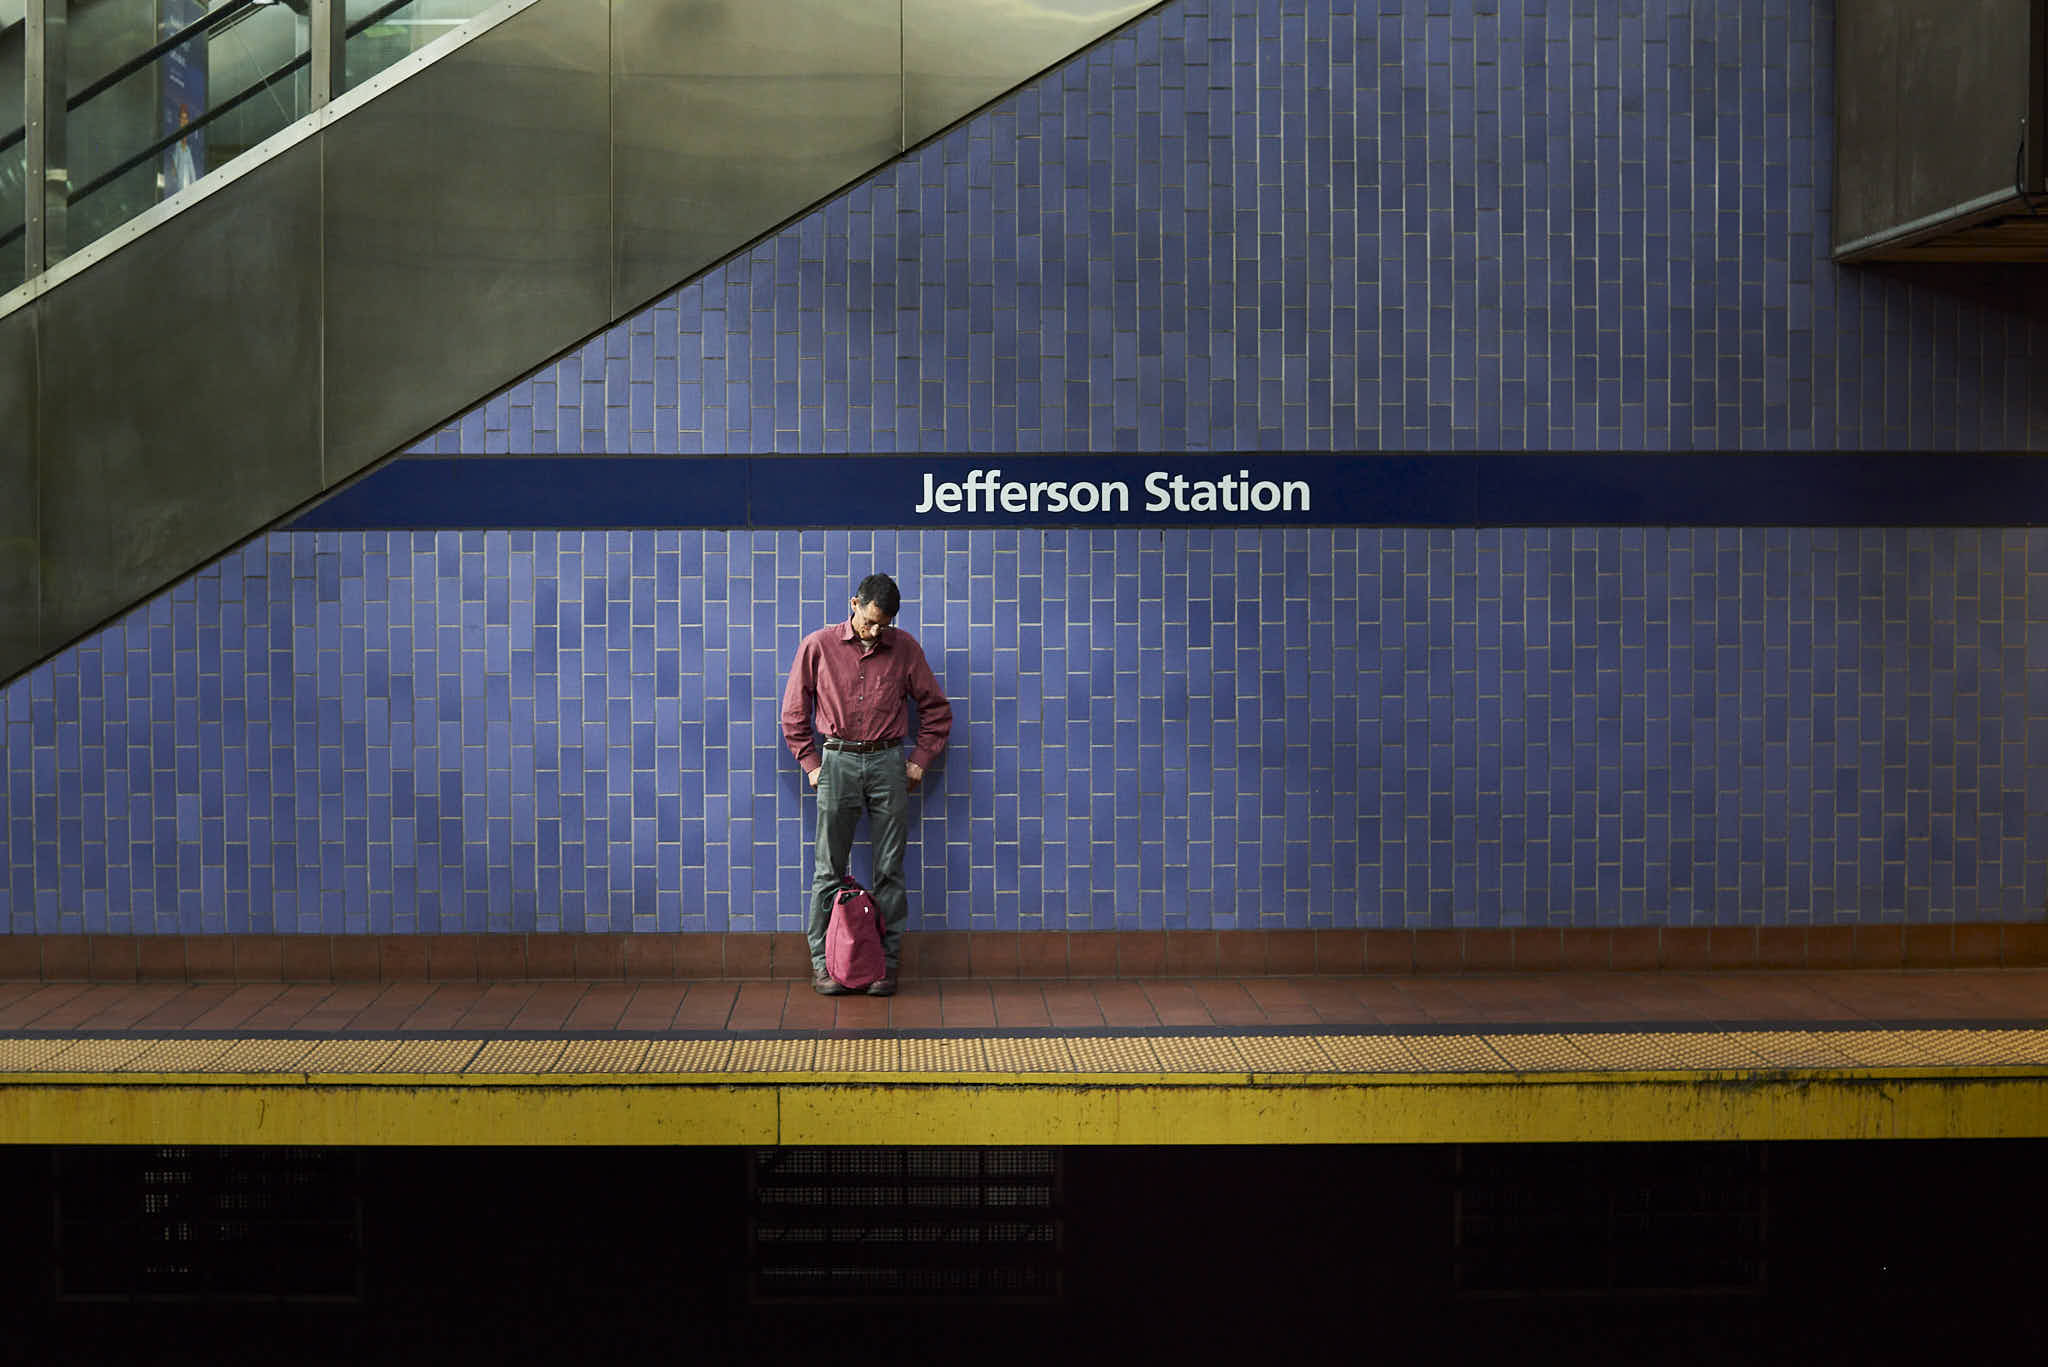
[842,617,893,650]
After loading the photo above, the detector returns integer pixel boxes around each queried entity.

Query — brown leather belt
[822,737,901,754]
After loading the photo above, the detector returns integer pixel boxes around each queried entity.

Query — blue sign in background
[290,452,2048,530]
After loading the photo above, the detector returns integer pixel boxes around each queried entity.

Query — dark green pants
[809,747,910,971]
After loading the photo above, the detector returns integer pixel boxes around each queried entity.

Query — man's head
[849,573,901,642]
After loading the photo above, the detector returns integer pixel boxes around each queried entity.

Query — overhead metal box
[1834,0,2048,261]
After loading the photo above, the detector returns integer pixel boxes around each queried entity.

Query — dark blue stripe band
[286,453,2048,530]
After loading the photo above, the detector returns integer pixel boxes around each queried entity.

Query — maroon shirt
[781,617,953,775]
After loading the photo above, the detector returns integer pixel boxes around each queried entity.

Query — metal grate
[749,1148,1061,1302]
[53,1147,364,1303]
[1453,1143,1767,1299]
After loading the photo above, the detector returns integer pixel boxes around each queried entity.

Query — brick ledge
[0,924,2041,983]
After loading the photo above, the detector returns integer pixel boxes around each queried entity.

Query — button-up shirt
[781,617,953,775]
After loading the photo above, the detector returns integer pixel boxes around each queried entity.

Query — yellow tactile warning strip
[5,1027,2047,1146]
[3,1027,2046,1081]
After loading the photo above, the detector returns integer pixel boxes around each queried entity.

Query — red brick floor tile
[1265,931,1317,976]
[1608,929,1660,972]
[832,995,896,1030]
[769,934,812,980]
[1510,929,1564,972]
[130,985,236,1030]
[399,985,490,1031]
[232,935,284,982]
[883,983,945,1028]
[1557,931,1612,972]
[724,983,788,1031]
[1903,925,1954,970]
[938,981,997,1029]
[1135,981,1217,1028]
[31,985,138,1029]
[280,937,334,983]
[478,936,530,981]
[1755,928,1808,970]
[918,935,971,980]
[40,938,90,981]
[989,983,1051,1028]
[1692,974,1841,1022]
[425,935,483,982]
[617,984,694,1031]
[1851,926,1906,970]
[87,937,139,982]
[1240,978,1323,1024]
[1187,979,1270,1026]
[1115,932,1166,979]
[672,984,739,1030]
[1408,932,1462,974]
[79,986,182,1030]
[2005,924,2048,966]
[0,981,44,1013]
[1288,979,1380,1024]
[573,935,627,980]
[0,983,91,1024]
[1805,927,1858,969]
[969,933,1021,979]
[1660,928,1712,971]
[566,984,638,1030]
[623,936,678,982]
[1343,978,1434,1024]
[454,983,541,1031]
[1463,930,1516,972]
[1093,983,1160,1027]
[509,984,589,1031]
[344,983,438,1031]
[1706,927,1759,972]
[380,937,430,981]
[1065,934,1117,978]
[724,934,773,980]
[0,936,42,980]
[138,938,190,982]
[179,938,235,983]
[1215,932,1271,976]
[1952,924,2003,968]
[1164,932,1220,978]
[1016,934,1069,980]
[779,987,839,1030]
[674,935,726,982]
[331,937,381,982]
[1315,930,1366,975]
[188,985,289,1031]
[526,935,579,981]
[242,985,343,1032]
[1041,984,1105,1027]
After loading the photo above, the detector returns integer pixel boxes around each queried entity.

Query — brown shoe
[812,968,849,997]
[866,976,897,997]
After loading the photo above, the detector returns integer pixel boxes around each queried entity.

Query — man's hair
[854,573,901,617]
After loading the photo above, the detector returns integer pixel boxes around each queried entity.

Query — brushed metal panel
[323,0,610,481]
[1831,0,1898,249]
[612,0,901,315]
[0,304,36,681]
[1894,0,2031,223]
[903,0,1155,148]
[37,137,321,651]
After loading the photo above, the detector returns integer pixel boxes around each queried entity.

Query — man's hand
[807,768,820,788]
[906,762,924,791]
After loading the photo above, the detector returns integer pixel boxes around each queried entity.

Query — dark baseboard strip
[0,924,2042,984]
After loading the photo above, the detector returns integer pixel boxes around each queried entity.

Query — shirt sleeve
[781,635,822,774]
[903,639,953,772]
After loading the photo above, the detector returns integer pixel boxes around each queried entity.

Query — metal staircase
[0,0,1158,683]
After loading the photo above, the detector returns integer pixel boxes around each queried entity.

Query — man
[780,573,952,996]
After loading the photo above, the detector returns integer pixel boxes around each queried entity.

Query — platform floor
[3,969,2045,1147]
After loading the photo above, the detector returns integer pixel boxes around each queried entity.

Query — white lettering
[1068,480,1100,513]
[1144,471,1173,511]
[935,480,962,513]
[915,471,938,513]
[1001,481,1027,513]
[1283,479,1309,511]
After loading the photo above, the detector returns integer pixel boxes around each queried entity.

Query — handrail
[0,0,422,254]
[0,1,260,159]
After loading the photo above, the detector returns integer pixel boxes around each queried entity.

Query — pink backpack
[825,876,887,990]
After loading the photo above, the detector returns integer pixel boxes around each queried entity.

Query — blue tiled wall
[7,527,2047,933]
[5,0,2048,934]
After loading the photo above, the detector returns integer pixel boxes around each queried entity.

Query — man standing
[780,574,952,997]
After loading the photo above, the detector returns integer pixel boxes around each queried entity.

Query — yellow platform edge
[5,1073,2046,1146]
